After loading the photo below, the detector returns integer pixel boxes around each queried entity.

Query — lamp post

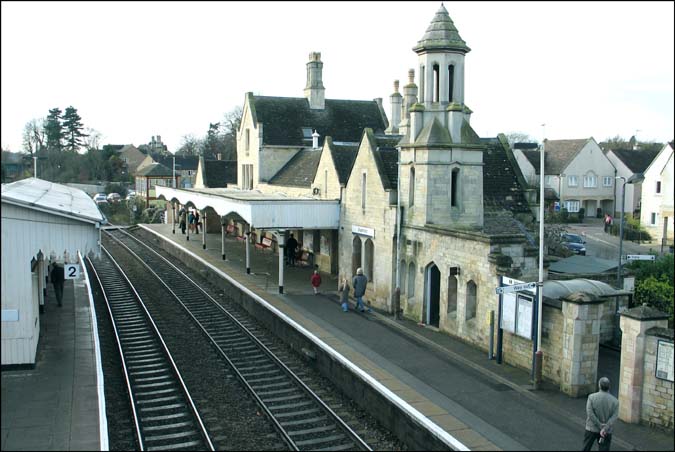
[616,176,627,288]
[533,124,546,389]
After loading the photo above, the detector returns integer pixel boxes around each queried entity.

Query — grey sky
[2,1,673,153]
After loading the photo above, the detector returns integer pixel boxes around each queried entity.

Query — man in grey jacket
[352,268,371,312]
[583,377,619,451]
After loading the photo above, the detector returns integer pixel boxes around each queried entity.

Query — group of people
[178,208,201,235]
[309,265,370,313]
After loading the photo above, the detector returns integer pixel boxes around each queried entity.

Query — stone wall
[641,329,674,430]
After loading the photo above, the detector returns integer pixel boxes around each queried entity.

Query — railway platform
[138,223,674,451]
[1,275,105,451]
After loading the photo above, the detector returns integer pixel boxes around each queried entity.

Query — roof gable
[609,148,660,174]
[326,138,358,185]
[268,149,322,187]
[136,162,173,177]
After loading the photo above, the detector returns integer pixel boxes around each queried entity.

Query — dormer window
[302,128,313,140]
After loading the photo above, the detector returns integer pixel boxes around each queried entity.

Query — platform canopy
[156,186,340,230]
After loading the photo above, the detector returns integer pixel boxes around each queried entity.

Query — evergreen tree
[62,106,88,152]
[44,108,64,152]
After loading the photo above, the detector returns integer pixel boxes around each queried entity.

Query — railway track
[87,248,214,451]
[101,227,371,451]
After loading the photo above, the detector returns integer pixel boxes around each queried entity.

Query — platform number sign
[64,264,80,280]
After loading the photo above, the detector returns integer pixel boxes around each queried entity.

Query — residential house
[639,142,674,247]
[513,138,616,217]
[605,147,660,217]
[137,154,199,188]
[117,144,148,176]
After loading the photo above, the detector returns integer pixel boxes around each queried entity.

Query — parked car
[107,193,122,203]
[561,232,586,255]
[93,193,108,205]
[125,190,136,200]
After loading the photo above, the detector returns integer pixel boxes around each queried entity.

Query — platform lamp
[615,176,627,288]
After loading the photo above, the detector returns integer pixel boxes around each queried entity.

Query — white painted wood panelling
[1,202,100,365]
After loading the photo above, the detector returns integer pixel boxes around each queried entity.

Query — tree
[176,134,202,156]
[44,108,65,152]
[504,132,537,147]
[83,127,103,152]
[202,122,221,160]
[62,106,88,152]
[220,106,242,160]
[22,118,45,157]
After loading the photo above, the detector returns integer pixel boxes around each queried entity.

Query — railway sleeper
[293,434,348,447]
[279,415,328,427]
[262,393,305,404]
[287,425,339,437]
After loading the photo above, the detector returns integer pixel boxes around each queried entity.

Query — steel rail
[104,227,372,451]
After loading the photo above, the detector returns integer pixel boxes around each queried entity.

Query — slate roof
[329,142,359,185]
[268,149,322,187]
[372,135,400,190]
[203,160,237,188]
[251,96,387,147]
[136,162,173,177]
[157,156,199,171]
[549,255,618,274]
[609,148,660,174]
[481,138,532,216]
[521,139,588,175]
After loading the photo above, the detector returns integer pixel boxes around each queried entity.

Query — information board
[656,340,674,382]
[501,292,516,333]
[516,293,533,339]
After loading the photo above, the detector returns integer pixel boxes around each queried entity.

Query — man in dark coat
[286,233,298,266]
[50,263,65,307]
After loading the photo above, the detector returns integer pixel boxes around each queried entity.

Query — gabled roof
[251,96,387,147]
[1,177,103,223]
[325,137,358,185]
[522,138,589,175]
[202,160,237,188]
[268,149,322,187]
[608,148,660,174]
[371,134,401,191]
[481,137,532,216]
[136,162,173,177]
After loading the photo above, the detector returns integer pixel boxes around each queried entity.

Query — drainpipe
[394,146,402,319]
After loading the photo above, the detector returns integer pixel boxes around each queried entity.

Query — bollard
[488,310,495,360]
[534,350,543,389]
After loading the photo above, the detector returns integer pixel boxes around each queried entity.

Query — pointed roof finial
[413,4,470,54]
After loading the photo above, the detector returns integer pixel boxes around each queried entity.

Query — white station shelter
[156,185,340,293]
[1,178,103,366]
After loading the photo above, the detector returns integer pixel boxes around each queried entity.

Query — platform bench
[255,236,274,252]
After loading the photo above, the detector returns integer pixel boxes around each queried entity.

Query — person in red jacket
[311,270,322,295]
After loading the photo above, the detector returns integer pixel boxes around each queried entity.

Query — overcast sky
[2,1,673,153]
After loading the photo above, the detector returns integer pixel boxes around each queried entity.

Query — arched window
[352,236,362,276]
[466,280,477,320]
[447,275,458,318]
[432,64,440,102]
[451,168,459,207]
[364,239,374,282]
[419,65,425,102]
[407,262,416,299]
[409,167,415,207]
[400,260,407,295]
[448,65,455,103]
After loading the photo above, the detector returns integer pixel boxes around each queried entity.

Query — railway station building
[1,178,103,366]
[159,4,539,355]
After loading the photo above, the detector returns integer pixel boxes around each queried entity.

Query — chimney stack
[312,130,320,149]
[385,80,402,135]
[304,52,325,110]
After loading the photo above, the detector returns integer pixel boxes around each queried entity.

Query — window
[583,174,597,188]
[407,262,416,298]
[603,176,613,187]
[447,275,458,318]
[448,65,455,103]
[432,64,440,102]
[419,66,425,101]
[361,172,367,210]
[242,164,253,190]
[324,169,328,198]
[565,200,580,212]
[245,129,250,154]
[567,175,578,187]
[656,181,662,194]
[451,168,459,207]
[409,167,415,206]
[466,280,477,320]
[651,212,658,225]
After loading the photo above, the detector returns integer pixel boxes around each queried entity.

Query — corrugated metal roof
[548,255,618,274]
[543,278,620,299]
[1,178,103,223]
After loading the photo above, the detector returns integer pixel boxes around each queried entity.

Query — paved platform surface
[142,223,674,451]
[1,276,103,451]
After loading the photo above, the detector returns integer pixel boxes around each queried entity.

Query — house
[639,142,674,247]
[604,147,660,217]
[513,138,616,217]
[1,151,28,183]
[117,144,148,176]
[194,155,237,189]
[1,178,103,366]
[137,154,199,189]
[134,162,178,207]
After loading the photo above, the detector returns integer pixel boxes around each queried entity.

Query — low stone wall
[641,329,674,430]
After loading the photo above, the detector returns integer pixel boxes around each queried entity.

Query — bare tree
[176,134,202,156]
[22,118,45,156]
[505,131,537,147]
[83,127,103,151]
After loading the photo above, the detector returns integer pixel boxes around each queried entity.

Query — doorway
[425,263,440,327]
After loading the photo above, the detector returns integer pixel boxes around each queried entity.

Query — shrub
[577,207,585,222]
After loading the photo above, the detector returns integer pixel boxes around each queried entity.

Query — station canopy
[156,186,340,230]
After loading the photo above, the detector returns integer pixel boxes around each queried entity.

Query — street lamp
[615,176,627,287]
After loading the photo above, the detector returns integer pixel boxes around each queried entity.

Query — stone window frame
[567,175,578,187]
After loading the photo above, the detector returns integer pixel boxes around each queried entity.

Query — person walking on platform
[188,210,195,233]
[583,377,619,451]
[286,233,298,266]
[195,210,201,234]
[339,278,350,312]
[311,270,322,295]
[352,268,371,312]
[179,209,186,234]
[50,262,65,307]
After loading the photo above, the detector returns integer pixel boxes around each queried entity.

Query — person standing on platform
[50,262,65,307]
[352,268,371,312]
[286,233,298,266]
[339,278,350,312]
[195,210,201,234]
[583,377,619,451]
[188,210,195,233]
[179,209,186,234]
[311,270,322,295]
